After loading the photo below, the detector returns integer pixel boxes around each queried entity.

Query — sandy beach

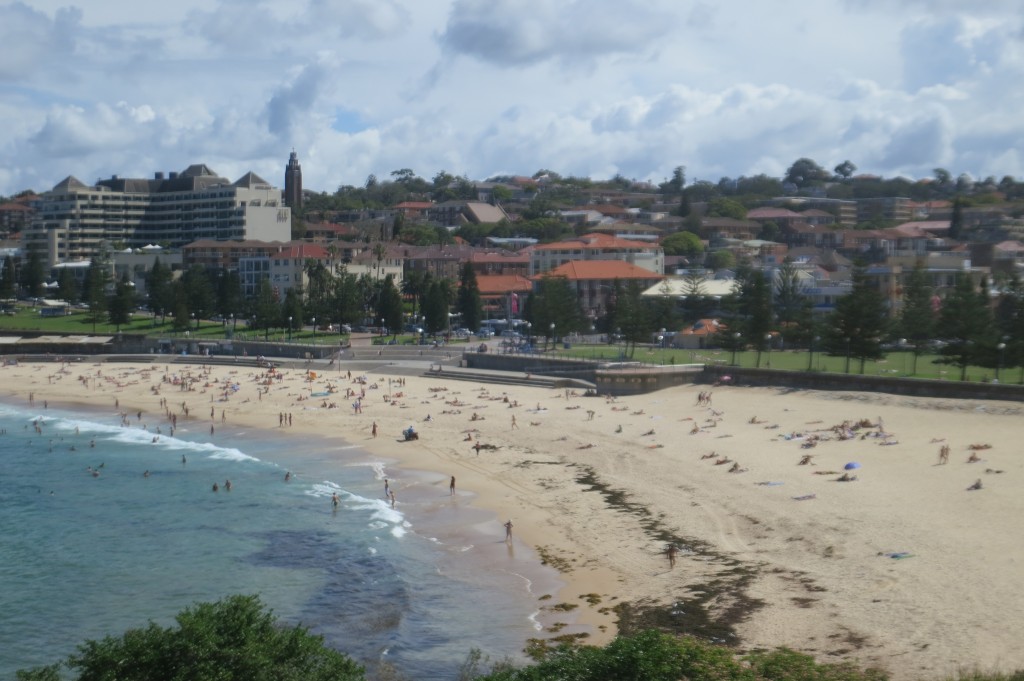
[7,357,1023,680]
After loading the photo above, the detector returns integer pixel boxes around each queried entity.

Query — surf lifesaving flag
[510,292,519,315]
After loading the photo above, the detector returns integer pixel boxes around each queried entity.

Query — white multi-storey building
[26,164,291,266]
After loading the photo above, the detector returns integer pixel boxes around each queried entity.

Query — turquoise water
[0,401,561,679]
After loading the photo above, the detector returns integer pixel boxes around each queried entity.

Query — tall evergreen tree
[0,256,15,299]
[422,279,452,335]
[949,197,964,240]
[679,271,713,322]
[170,280,192,332]
[280,287,304,339]
[107,274,135,331]
[526,275,585,346]
[770,261,811,346]
[181,265,215,321]
[82,257,110,333]
[378,274,404,338]
[400,270,429,323]
[56,266,79,303]
[21,245,46,298]
[825,262,890,373]
[617,280,651,358]
[146,258,174,323]
[993,275,1024,378]
[725,266,773,357]
[456,262,483,332]
[253,278,279,340]
[937,273,995,380]
[331,270,362,326]
[898,262,936,374]
[215,269,244,324]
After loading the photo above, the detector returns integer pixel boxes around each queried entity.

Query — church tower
[284,150,303,211]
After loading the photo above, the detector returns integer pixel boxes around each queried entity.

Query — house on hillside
[530,232,663,276]
[538,260,664,323]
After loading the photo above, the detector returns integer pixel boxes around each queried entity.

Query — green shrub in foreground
[16,594,364,681]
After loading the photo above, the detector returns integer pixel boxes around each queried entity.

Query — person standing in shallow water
[504,520,513,542]
[450,476,456,496]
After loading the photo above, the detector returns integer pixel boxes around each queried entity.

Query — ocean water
[0,401,565,679]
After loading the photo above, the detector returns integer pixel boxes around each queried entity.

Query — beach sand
[8,358,1024,680]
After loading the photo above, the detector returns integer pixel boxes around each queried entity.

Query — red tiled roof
[277,244,330,259]
[540,260,664,281]
[470,250,529,264]
[892,220,950,232]
[0,202,32,212]
[396,201,433,209]
[747,208,803,219]
[475,274,534,295]
[534,232,657,251]
[994,240,1024,252]
[678,319,726,337]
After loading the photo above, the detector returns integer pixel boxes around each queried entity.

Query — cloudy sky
[2,0,1023,197]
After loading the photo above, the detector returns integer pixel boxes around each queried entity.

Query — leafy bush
[17,594,365,681]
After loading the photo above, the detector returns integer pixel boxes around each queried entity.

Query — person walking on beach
[504,520,513,541]
[372,421,378,438]
[511,415,518,430]
[666,544,678,569]
[450,475,456,496]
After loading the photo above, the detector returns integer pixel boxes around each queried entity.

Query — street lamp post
[312,317,317,345]
[288,316,293,342]
[844,337,852,374]
[996,342,1006,382]
[549,322,555,352]
[190,312,196,333]
[731,332,741,366]
[765,333,773,367]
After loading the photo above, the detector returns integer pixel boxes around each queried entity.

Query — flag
[510,292,519,315]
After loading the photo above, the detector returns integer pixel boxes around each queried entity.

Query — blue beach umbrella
[844,462,861,470]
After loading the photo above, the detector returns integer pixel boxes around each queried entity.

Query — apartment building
[26,164,291,266]
[529,233,663,276]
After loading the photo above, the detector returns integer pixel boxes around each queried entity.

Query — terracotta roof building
[530,232,663,276]
[539,260,664,321]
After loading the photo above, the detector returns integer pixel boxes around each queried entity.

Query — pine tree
[898,263,935,374]
[146,258,174,323]
[937,273,994,380]
[378,274,404,338]
[21,245,46,298]
[456,262,483,333]
[949,197,964,240]
[1,256,17,299]
[107,274,135,331]
[825,262,890,373]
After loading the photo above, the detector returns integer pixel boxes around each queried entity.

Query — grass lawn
[0,308,352,345]
[559,343,1021,384]
[1,309,1017,384]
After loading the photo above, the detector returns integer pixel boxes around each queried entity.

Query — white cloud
[2,0,1024,197]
